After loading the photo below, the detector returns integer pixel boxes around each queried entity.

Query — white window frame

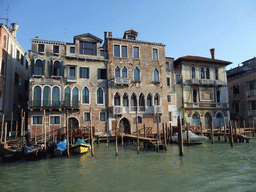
[152,48,158,61]
[49,115,61,125]
[133,46,140,59]
[31,115,43,125]
[84,112,91,122]
[100,112,106,122]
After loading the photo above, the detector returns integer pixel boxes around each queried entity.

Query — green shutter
[97,68,100,79]
[61,61,64,77]
[48,60,52,77]
[80,67,82,78]
[42,60,45,75]
[88,68,90,79]
[31,59,34,76]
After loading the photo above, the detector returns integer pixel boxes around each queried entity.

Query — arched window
[153,68,159,82]
[192,112,200,125]
[191,67,195,79]
[114,92,121,106]
[134,67,140,81]
[123,93,129,107]
[206,68,210,79]
[201,68,205,79]
[215,69,219,80]
[217,90,220,103]
[122,67,127,78]
[193,89,197,103]
[139,93,145,111]
[53,61,61,76]
[131,93,137,107]
[64,87,71,107]
[35,60,43,75]
[3,35,6,49]
[115,67,120,78]
[97,88,104,104]
[52,86,60,106]
[154,93,160,105]
[72,87,79,107]
[82,87,89,104]
[33,86,41,107]
[43,86,51,106]
[147,94,152,106]
[1,59,5,76]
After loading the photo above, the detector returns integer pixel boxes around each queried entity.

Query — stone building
[227,58,256,125]
[174,49,231,129]
[104,30,171,134]
[0,23,29,132]
[28,33,107,138]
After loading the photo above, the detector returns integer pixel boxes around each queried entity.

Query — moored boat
[70,139,91,154]
[172,131,207,144]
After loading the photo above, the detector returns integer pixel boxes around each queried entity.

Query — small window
[153,68,159,82]
[114,45,120,57]
[128,35,135,40]
[16,50,20,61]
[53,61,61,76]
[122,46,127,58]
[115,67,120,78]
[249,81,255,90]
[167,77,170,86]
[133,47,139,59]
[35,60,43,75]
[206,68,210,79]
[167,95,171,102]
[15,73,19,85]
[38,44,44,52]
[33,116,42,124]
[215,69,219,80]
[166,62,169,69]
[153,49,158,60]
[84,113,90,122]
[3,35,7,49]
[80,67,89,79]
[193,89,197,102]
[100,112,106,121]
[26,60,28,70]
[169,112,172,121]
[233,103,239,113]
[69,66,76,79]
[176,75,181,84]
[50,116,60,124]
[135,116,142,124]
[19,76,22,86]
[201,68,205,79]
[97,69,107,79]
[251,100,256,110]
[20,54,24,65]
[134,67,140,81]
[70,47,75,53]
[217,90,220,103]
[233,85,239,94]
[154,115,161,123]
[53,45,59,54]
[97,88,104,104]
[191,67,195,79]
[100,50,104,56]
[122,67,127,78]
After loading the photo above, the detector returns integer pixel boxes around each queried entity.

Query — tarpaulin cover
[57,139,67,151]
[74,139,87,146]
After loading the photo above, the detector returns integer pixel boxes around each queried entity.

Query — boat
[0,143,24,161]
[70,139,91,154]
[172,131,207,144]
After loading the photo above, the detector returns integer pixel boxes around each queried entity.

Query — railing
[154,106,163,114]
[248,110,256,116]
[112,105,160,114]
[215,80,225,86]
[185,102,229,108]
[65,76,77,83]
[186,79,200,85]
[114,77,130,85]
[30,100,79,109]
[247,90,256,96]
[199,79,215,85]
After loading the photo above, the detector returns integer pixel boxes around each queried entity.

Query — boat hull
[171,131,207,144]
[70,144,90,154]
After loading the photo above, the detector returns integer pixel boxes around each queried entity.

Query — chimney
[104,31,107,41]
[35,36,39,39]
[28,50,32,58]
[11,23,19,38]
[210,48,215,59]
[108,32,112,37]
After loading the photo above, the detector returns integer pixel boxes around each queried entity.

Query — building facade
[227,58,256,125]
[174,49,231,129]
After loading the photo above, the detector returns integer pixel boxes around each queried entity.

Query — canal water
[1,137,256,192]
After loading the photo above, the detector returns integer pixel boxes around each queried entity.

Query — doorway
[119,118,131,134]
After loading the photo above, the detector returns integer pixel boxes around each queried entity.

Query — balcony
[248,110,256,116]
[187,79,200,85]
[247,90,256,97]
[199,79,215,85]
[185,102,229,108]
[112,105,161,114]
[114,77,130,85]
[30,100,61,109]
[63,101,80,110]
[215,80,225,86]
[65,76,77,83]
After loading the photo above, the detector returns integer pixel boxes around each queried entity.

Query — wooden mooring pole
[34,123,37,145]
[170,123,172,144]
[164,123,167,149]
[1,114,4,143]
[229,121,234,147]
[224,121,227,142]
[218,120,221,141]
[15,120,18,139]
[163,123,167,150]
[211,122,214,144]
[187,123,190,146]
[4,122,7,148]
[177,116,183,156]
[156,112,159,153]
[66,110,69,157]
[90,106,94,156]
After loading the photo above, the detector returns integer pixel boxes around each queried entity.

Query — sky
[0,0,256,70]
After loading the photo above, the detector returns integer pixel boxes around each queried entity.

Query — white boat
[172,131,207,144]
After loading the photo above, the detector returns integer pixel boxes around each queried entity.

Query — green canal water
[1,137,256,192]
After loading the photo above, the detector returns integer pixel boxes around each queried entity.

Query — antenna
[6,5,9,26]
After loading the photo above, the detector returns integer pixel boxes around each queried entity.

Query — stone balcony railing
[186,79,200,85]
[185,102,229,108]
[114,77,130,85]
[65,76,77,83]
[199,79,215,85]
[113,105,162,114]
[248,110,256,116]
[247,90,256,97]
[29,100,80,110]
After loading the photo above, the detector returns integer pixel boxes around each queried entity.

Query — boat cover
[27,146,34,153]
[57,139,67,151]
[74,139,87,146]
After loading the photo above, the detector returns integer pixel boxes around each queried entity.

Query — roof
[174,55,232,66]
[123,29,138,38]
[74,33,103,43]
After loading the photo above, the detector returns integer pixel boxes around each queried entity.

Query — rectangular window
[14,73,19,85]
[100,112,106,121]
[50,116,60,124]
[53,45,59,54]
[249,81,255,90]
[114,45,120,57]
[84,113,90,122]
[33,116,43,124]
[19,76,22,86]
[128,35,135,40]
[38,44,44,52]
[153,49,158,60]
[121,46,127,58]
[215,69,219,80]
[69,67,76,79]
[167,95,171,102]
[166,62,169,69]
[98,69,107,79]
[154,116,161,123]
[251,100,256,110]
[233,103,239,113]
[0,92,2,110]
[79,42,96,55]
[167,77,170,86]
[100,50,104,56]
[20,54,24,65]
[16,50,20,61]
[70,47,75,53]
[80,67,89,79]
[26,60,28,70]
[169,112,172,121]
[176,75,181,84]
[133,47,139,58]
[233,85,239,94]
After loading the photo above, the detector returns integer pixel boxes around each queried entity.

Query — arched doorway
[119,118,131,134]
[205,112,212,129]
[68,117,79,130]
[216,112,224,128]
[192,112,200,125]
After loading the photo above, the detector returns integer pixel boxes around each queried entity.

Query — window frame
[100,112,106,122]
[32,115,43,125]
[84,112,91,122]
[80,67,90,79]
[79,41,97,55]
[152,48,158,61]
[133,46,140,59]
[49,115,61,125]
[53,45,59,54]
[38,44,45,53]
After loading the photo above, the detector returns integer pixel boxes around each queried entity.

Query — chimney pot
[35,36,39,39]
[210,48,215,59]
[108,32,112,37]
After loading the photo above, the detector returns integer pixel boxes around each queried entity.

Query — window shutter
[97,69,100,79]
[42,60,45,75]
[87,68,90,79]
[80,67,82,78]
[48,60,52,77]
[61,61,64,77]
[31,59,34,76]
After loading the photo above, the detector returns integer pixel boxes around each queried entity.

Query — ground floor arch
[68,117,79,130]
[192,112,200,125]
[216,112,224,128]
[205,112,212,129]
[119,117,131,134]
